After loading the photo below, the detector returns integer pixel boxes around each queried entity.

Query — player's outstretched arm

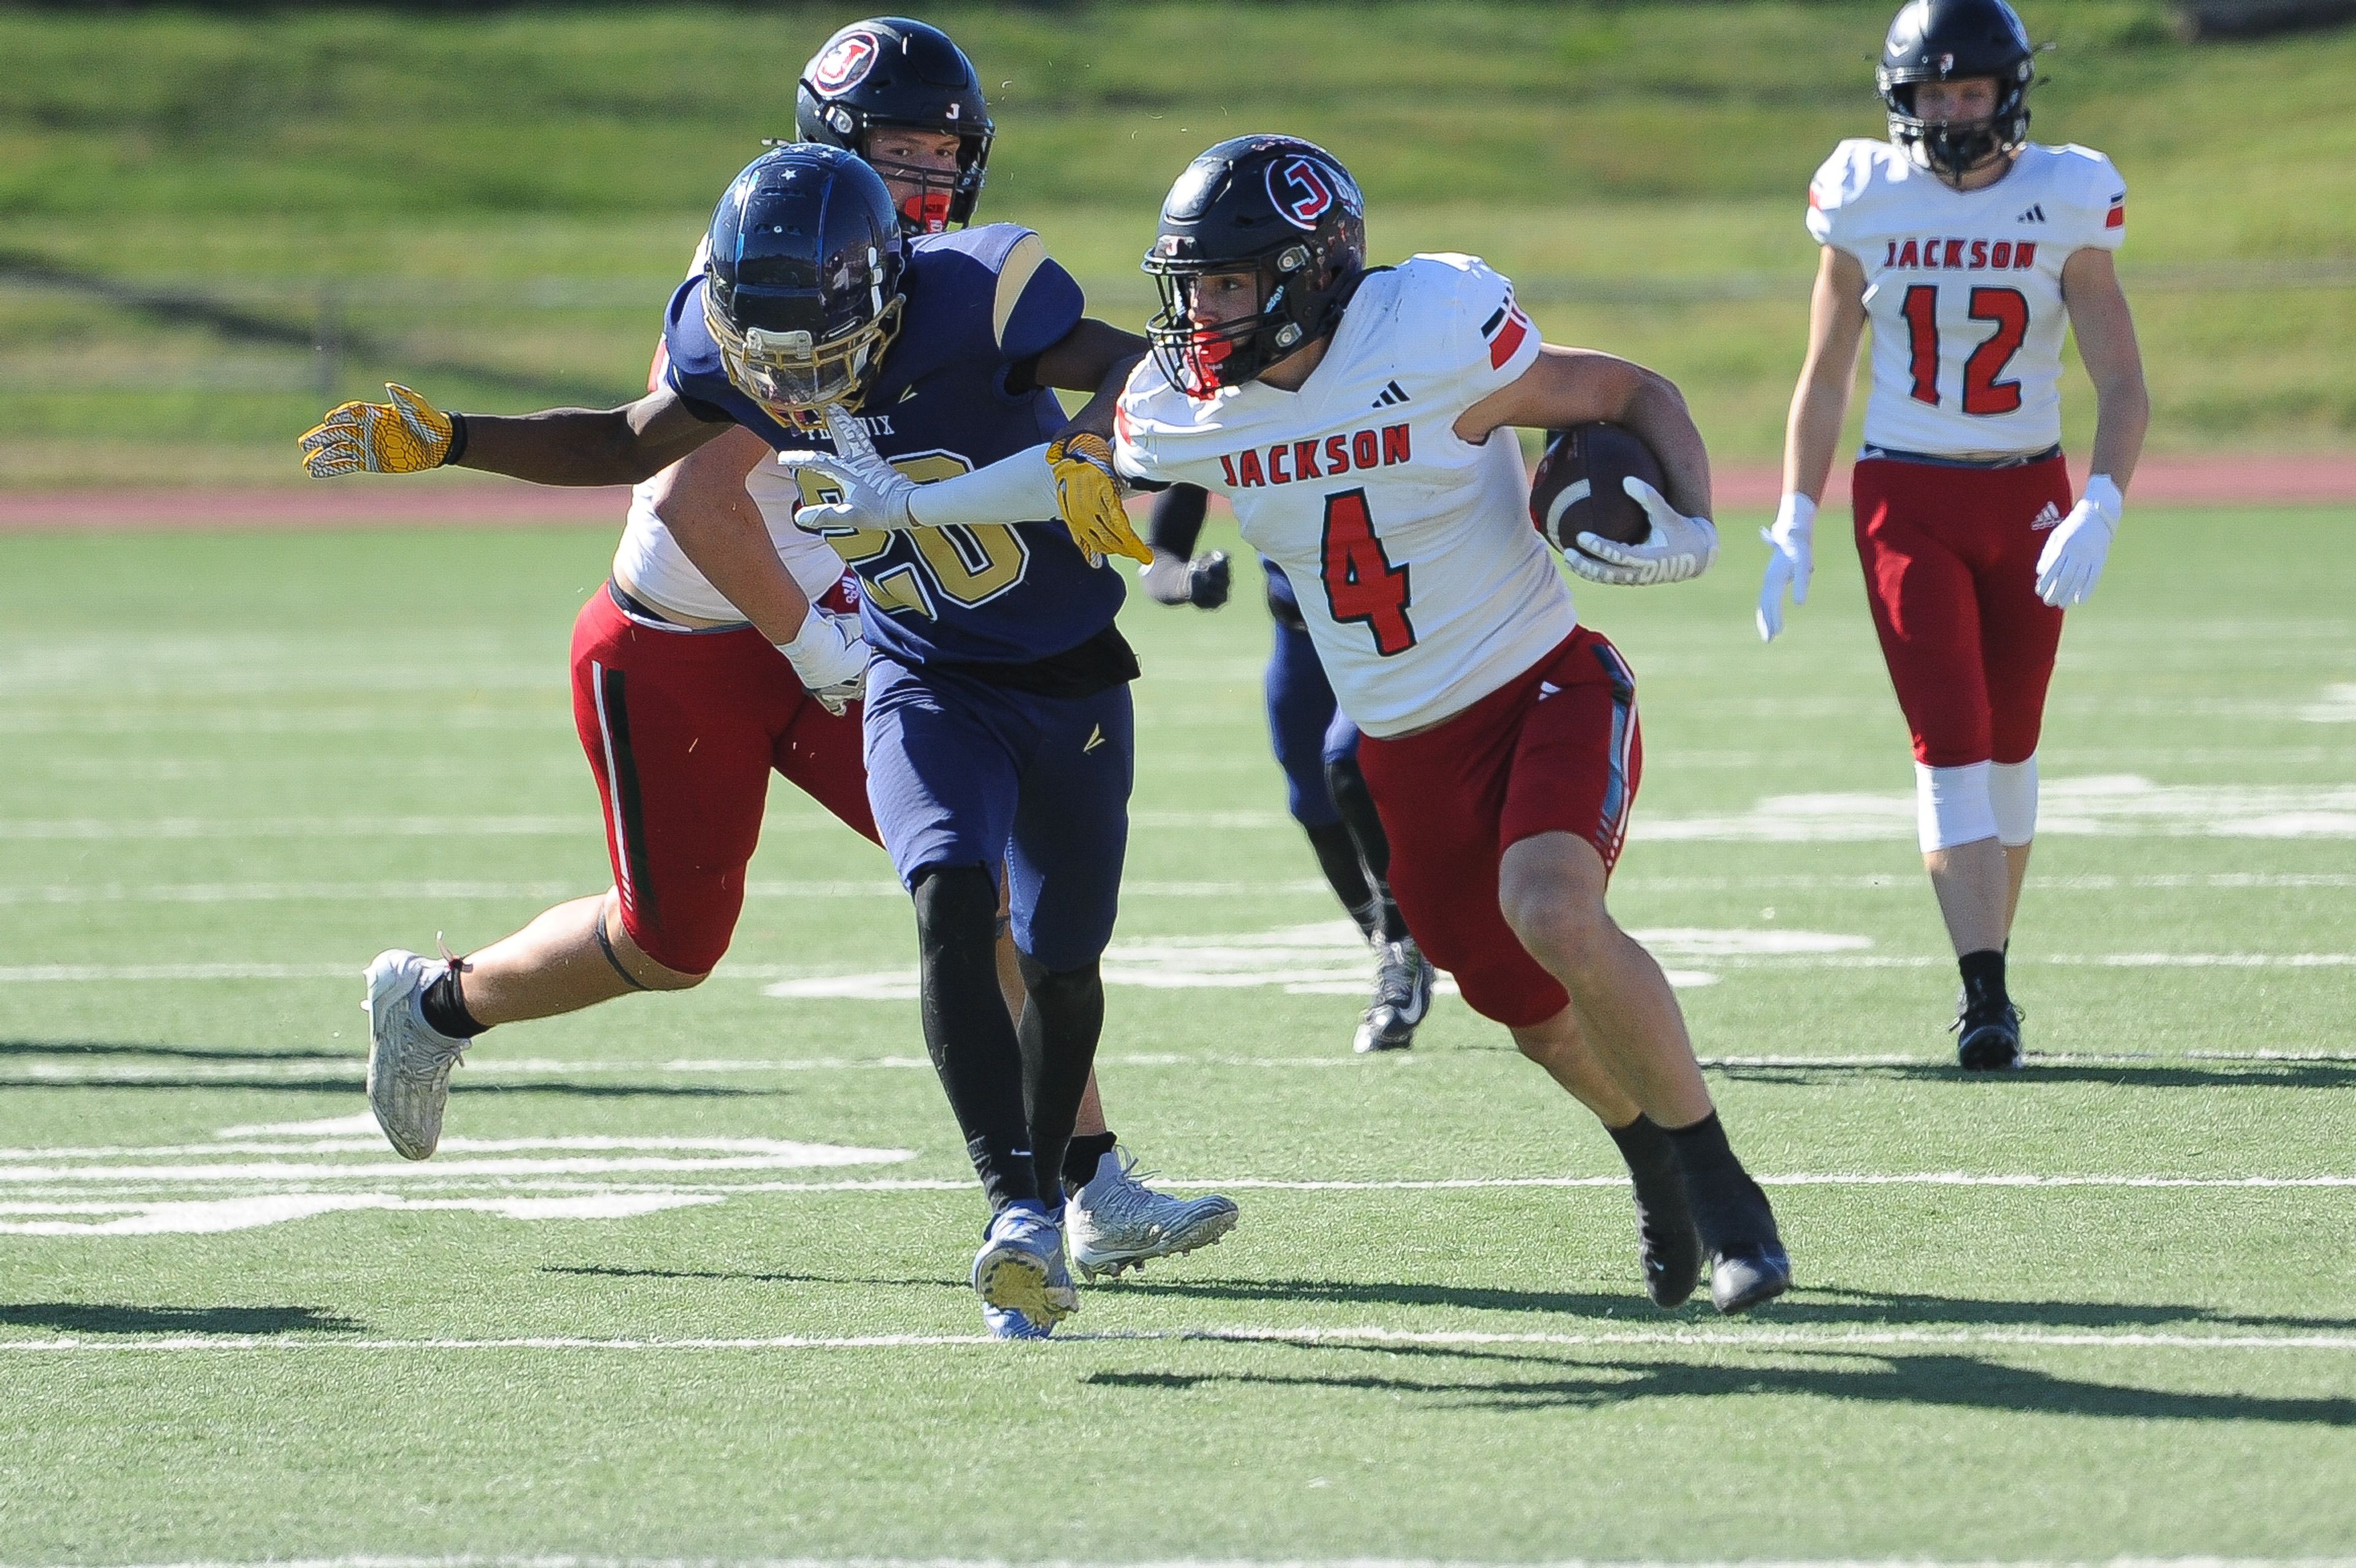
[299,383,723,487]
[787,407,1150,569]
[1760,245,1868,640]
[2035,248,2150,609]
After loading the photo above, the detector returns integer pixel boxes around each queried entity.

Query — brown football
[1529,422,1665,556]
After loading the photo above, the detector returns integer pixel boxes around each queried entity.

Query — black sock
[1958,947,2008,1012]
[1061,1132,1119,1193]
[419,964,487,1039]
[1607,1113,1679,1183]
[913,866,1040,1212]
[1325,755,1408,943]
[1015,953,1106,1209]
[1663,1112,1777,1253]
[1303,821,1379,939]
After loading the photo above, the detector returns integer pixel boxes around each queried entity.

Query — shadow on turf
[0,1303,363,1335]
[1712,1057,2356,1090]
[1086,1342,2356,1426]
[542,1264,964,1290]
[1102,1278,2356,1334]
[0,1040,350,1063]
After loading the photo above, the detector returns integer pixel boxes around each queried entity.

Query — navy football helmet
[1140,135,1366,398]
[701,145,906,425]
[1877,0,2036,181]
[795,17,994,234]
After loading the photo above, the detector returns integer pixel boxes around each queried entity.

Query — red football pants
[569,585,876,974]
[1355,629,1642,1029]
[1852,453,2073,768]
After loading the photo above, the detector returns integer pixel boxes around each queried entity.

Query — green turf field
[3,1,2354,483]
[2,505,2352,1560]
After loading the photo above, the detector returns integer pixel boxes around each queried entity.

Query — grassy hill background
[2,1,2351,485]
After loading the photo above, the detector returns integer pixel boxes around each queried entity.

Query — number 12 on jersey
[1900,283,2029,416]
[1320,488,1416,656]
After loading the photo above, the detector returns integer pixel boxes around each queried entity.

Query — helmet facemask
[1883,76,2028,180]
[860,128,992,235]
[1144,236,1357,399]
[704,286,904,430]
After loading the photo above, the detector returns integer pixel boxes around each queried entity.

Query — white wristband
[905,443,1059,529]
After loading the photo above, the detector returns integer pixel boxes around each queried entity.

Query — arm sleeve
[1146,485,1209,556]
[1441,256,1542,412]
[904,444,1060,528]
[993,232,1086,363]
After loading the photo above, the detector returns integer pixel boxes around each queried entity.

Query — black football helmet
[1140,136,1367,398]
[701,144,906,426]
[795,17,993,234]
[1877,0,2036,181]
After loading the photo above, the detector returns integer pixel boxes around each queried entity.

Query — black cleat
[1953,998,2023,1072]
[1630,1163,1703,1309]
[1709,1241,1792,1315]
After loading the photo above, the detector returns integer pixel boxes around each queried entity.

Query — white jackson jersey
[1116,253,1572,737]
[1808,139,2125,457]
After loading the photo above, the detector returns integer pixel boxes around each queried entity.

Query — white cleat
[1066,1148,1240,1281]
[363,948,470,1161]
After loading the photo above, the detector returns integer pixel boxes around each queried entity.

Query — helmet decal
[1269,156,1342,230]
[811,30,880,96]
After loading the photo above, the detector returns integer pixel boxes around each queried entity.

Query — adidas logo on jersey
[1372,380,1410,409]
[2017,204,2047,223]
[2030,501,2065,531]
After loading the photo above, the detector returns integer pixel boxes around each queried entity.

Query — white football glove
[775,607,871,716]
[777,407,918,533]
[1564,476,1719,587]
[2035,475,2122,608]
[1756,491,1816,642]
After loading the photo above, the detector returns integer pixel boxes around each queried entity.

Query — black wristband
[442,410,469,468]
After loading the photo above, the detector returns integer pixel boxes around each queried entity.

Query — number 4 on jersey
[1320,488,1415,656]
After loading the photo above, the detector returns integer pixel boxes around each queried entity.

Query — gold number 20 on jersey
[789,450,1033,618]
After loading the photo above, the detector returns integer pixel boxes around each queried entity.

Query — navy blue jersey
[663,223,1127,667]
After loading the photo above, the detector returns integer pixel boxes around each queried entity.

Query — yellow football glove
[299,383,458,477]
[1045,432,1152,567]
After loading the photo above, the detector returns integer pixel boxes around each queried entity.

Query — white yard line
[3,1326,2354,1356]
[15,1559,2356,1568]
[0,1167,2348,1193]
[0,878,1328,905]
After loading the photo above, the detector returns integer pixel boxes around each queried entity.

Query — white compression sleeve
[1988,755,2039,847]
[906,442,1058,528]
[1915,761,1998,853]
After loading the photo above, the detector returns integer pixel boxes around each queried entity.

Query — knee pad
[1914,761,1998,853]
[1988,755,2038,847]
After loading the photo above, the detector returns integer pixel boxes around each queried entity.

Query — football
[1528,421,1664,556]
